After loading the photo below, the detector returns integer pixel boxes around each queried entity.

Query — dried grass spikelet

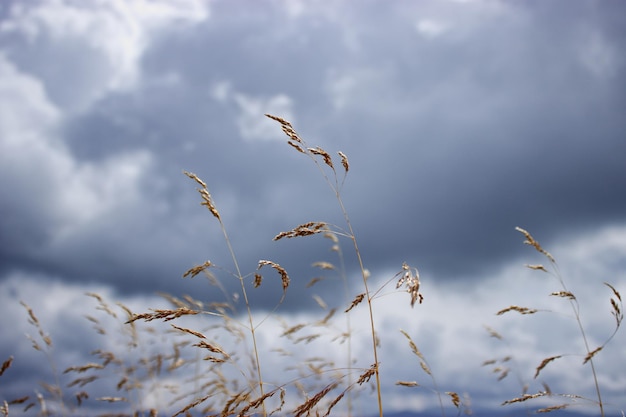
[323,390,346,417]
[20,302,52,349]
[274,221,327,240]
[515,227,555,262]
[550,291,576,300]
[312,261,335,270]
[238,389,280,416]
[605,282,623,326]
[502,391,548,405]
[345,293,365,313]
[396,381,419,387]
[316,308,336,326]
[293,382,339,417]
[172,393,212,417]
[526,264,548,272]
[265,114,306,154]
[356,363,377,385]
[446,391,461,408]
[8,396,29,406]
[257,260,290,295]
[287,140,306,153]
[294,334,321,344]
[253,273,262,288]
[394,262,424,307]
[323,227,339,243]
[312,294,328,310]
[308,146,334,169]
[534,355,562,378]
[306,277,323,288]
[583,346,602,364]
[0,357,12,377]
[183,261,212,278]
[337,151,349,173]
[542,382,552,395]
[63,363,105,374]
[537,404,569,413]
[86,292,118,318]
[183,171,221,220]
[399,329,426,361]
[171,324,205,339]
[496,305,538,315]
[420,361,432,376]
[605,282,622,301]
[126,307,199,323]
[281,323,306,337]
[67,376,99,388]
[484,325,503,340]
[97,396,127,403]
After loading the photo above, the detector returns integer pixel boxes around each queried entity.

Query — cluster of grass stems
[1,115,623,417]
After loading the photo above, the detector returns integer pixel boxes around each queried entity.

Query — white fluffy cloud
[0,0,209,110]
[0,53,153,246]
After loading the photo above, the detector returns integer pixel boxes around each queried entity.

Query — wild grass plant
[0,115,623,416]
[484,228,623,416]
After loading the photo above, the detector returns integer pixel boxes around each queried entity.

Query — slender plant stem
[218,220,267,417]
[336,194,384,417]
[553,265,603,416]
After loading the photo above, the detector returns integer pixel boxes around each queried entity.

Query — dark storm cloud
[1,0,625,310]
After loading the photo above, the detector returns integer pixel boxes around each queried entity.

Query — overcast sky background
[1,0,625,416]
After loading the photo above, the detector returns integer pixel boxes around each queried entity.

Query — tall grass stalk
[183,170,268,416]
[265,114,384,417]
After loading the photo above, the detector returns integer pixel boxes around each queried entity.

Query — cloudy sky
[1,0,625,415]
